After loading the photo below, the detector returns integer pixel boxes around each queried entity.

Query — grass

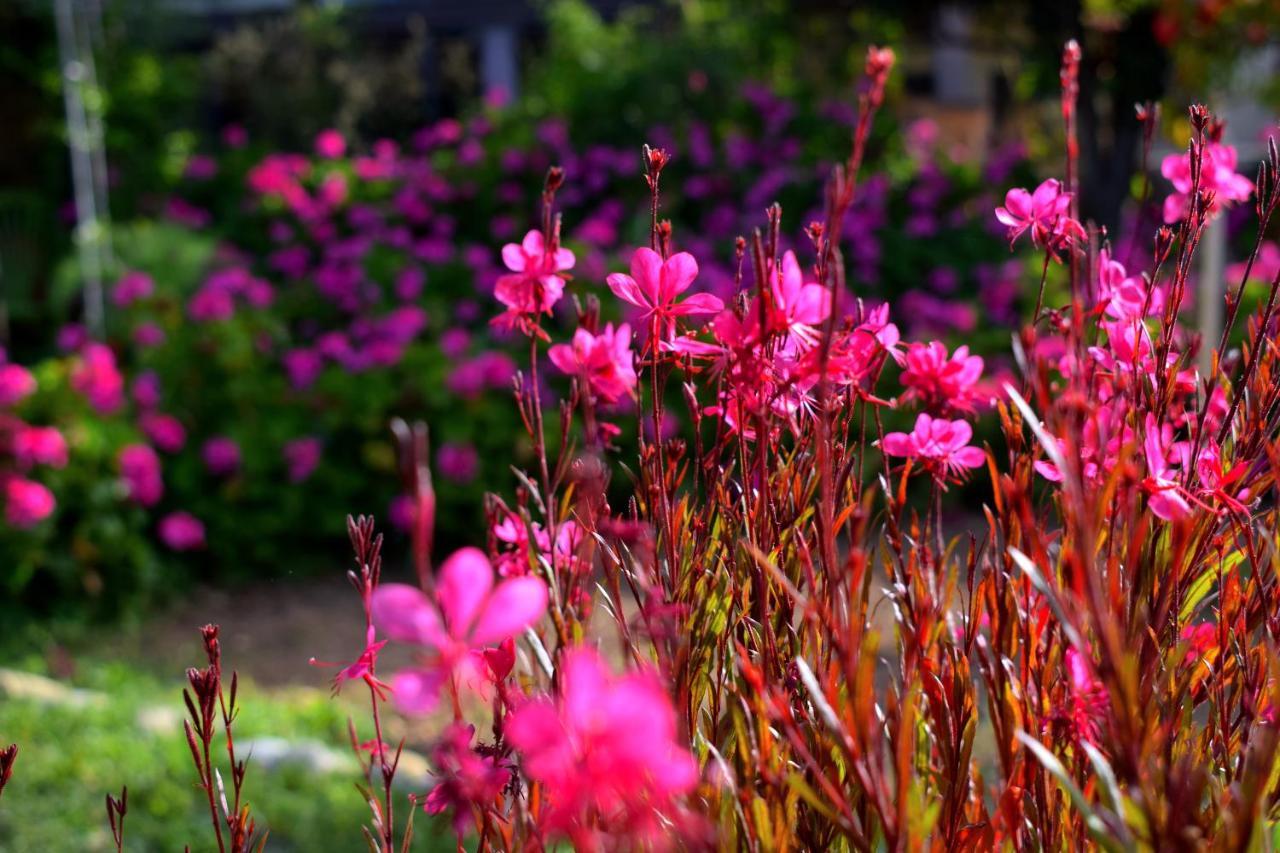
[0,656,453,851]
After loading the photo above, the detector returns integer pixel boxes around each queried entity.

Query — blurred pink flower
[140,413,187,453]
[70,343,124,414]
[284,436,322,483]
[314,129,346,159]
[0,364,36,407]
[1161,141,1252,223]
[505,646,700,840]
[132,323,167,349]
[371,546,548,714]
[5,477,55,528]
[422,724,512,837]
[201,436,241,476]
[119,444,163,507]
[132,371,162,409]
[111,271,154,307]
[436,442,479,483]
[159,512,205,551]
[12,426,68,469]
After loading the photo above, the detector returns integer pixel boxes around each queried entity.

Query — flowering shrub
[62,41,1280,849]
[6,63,1034,617]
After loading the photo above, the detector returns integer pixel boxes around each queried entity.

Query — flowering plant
[68,40,1280,850]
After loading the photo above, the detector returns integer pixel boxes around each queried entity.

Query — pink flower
[422,724,512,837]
[505,646,699,841]
[12,426,68,469]
[1161,142,1253,223]
[0,364,36,407]
[132,371,162,409]
[201,436,241,476]
[139,413,187,453]
[159,511,205,550]
[548,322,637,403]
[188,287,235,322]
[283,436,322,483]
[70,344,124,413]
[436,442,478,484]
[994,179,1085,257]
[5,477,55,528]
[1096,248,1163,321]
[492,230,574,332]
[1142,414,1192,521]
[310,625,390,698]
[314,129,346,159]
[880,413,986,481]
[133,323,166,348]
[763,251,830,344]
[1227,240,1280,285]
[111,271,153,307]
[119,444,163,507]
[607,248,724,340]
[371,546,548,714]
[283,348,324,390]
[1061,647,1107,745]
[899,341,986,414]
[1181,622,1217,666]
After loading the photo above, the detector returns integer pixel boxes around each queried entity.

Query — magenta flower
[310,624,391,698]
[548,322,637,404]
[132,371,162,409]
[371,546,548,714]
[111,271,154,307]
[994,179,1085,257]
[132,323,166,349]
[283,348,324,390]
[283,436,322,483]
[1060,647,1107,745]
[505,646,700,840]
[0,364,36,407]
[880,413,986,481]
[436,441,479,484]
[899,341,986,414]
[1161,142,1253,223]
[12,426,68,470]
[139,413,187,453]
[764,251,830,344]
[314,129,346,159]
[5,477,55,528]
[422,724,512,838]
[201,436,241,476]
[119,444,163,507]
[493,229,574,332]
[188,287,235,322]
[607,248,724,340]
[70,343,124,414]
[1142,414,1192,522]
[159,512,205,551]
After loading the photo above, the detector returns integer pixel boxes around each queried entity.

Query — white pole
[1197,214,1225,377]
[54,0,108,338]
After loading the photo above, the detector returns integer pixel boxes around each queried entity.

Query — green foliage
[0,660,452,850]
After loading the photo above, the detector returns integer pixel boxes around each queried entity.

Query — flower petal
[437,546,494,637]
[469,576,549,646]
[371,583,445,648]
[390,666,447,715]
[662,252,699,299]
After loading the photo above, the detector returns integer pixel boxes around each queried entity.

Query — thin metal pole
[54,0,108,338]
